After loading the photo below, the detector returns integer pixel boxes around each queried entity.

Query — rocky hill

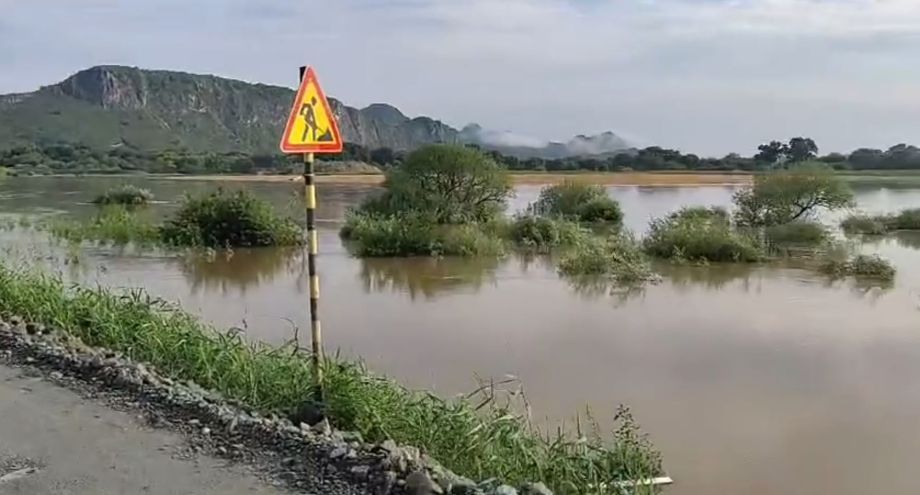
[0,66,461,153]
[0,65,628,158]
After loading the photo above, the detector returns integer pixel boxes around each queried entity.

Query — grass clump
[840,215,889,235]
[92,185,154,206]
[160,189,301,248]
[508,215,587,252]
[47,206,159,246]
[558,234,656,284]
[819,254,896,281]
[341,212,504,257]
[764,221,828,246]
[0,264,662,492]
[530,181,623,226]
[643,208,763,263]
[887,208,920,230]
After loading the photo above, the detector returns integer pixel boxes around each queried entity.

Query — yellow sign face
[280,67,343,154]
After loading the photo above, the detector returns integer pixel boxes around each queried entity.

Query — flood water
[4,176,920,495]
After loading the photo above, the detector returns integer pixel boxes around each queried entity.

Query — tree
[379,144,512,224]
[733,162,853,227]
[786,137,818,163]
[754,141,787,164]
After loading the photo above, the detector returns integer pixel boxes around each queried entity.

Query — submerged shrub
[764,221,828,246]
[160,189,301,248]
[92,185,154,206]
[0,264,662,491]
[733,162,853,227]
[531,181,623,225]
[342,212,504,257]
[508,215,587,252]
[888,208,920,230]
[820,254,896,281]
[840,215,889,235]
[47,206,159,246]
[558,234,656,283]
[643,209,763,263]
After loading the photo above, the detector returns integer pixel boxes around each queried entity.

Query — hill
[0,66,628,158]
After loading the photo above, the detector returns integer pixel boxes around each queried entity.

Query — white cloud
[2,0,920,155]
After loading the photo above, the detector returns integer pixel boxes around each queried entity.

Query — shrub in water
[342,212,504,257]
[764,221,828,246]
[508,215,587,252]
[47,205,159,246]
[92,185,154,206]
[160,189,301,248]
[840,215,889,235]
[820,254,895,281]
[643,209,763,262]
[558,234,656,283]
[530,181,623,225]
[889,208,920,230]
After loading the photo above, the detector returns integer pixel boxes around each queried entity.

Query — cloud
[2,0,920,155]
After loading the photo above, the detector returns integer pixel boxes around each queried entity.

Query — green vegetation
[341,145,512,257]
[764,221,828,247]
[92,184,154,206]
[841,215,889,235]
[530,181,623,225]
[507,215,587,252]
[160,190,301,248]
[886,208,920,230]
[819,254,896,282]
[341,212,504,257]
[643,207,763,263]
[48,206,159,246]
[47,189,300,248]
[0,263,662,492]
[558,235,655,283]
[733,163,854,227]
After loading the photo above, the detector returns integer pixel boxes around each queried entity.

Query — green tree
[754,140,787,164]
[786,137,818,163]
[733,162,853,227]
[375,144,512,224]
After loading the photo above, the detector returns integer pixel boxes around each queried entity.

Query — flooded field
[3,176,920,495]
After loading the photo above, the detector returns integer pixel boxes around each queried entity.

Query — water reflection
[893,231,920,250]
[661,263,760,292]
[178,247,303,294]
[566,275,647,306]
[360,256,500,299]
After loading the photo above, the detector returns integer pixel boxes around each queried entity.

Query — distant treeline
[3,137,920,175]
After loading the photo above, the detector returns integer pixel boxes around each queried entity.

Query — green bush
[643,210,763,263]
[558,234,655,283]
[0,263,661,493]
[508,215,587,252]
[840,215,889,235]
[531,181,623,225]
[764,221,828,246]
[888,208,920,230]
[92,185,154,206]
[47,206,160,246]
[733,162,853,227]
[342,212,504,257]
[160,189,301,248]
[820,254,896,281]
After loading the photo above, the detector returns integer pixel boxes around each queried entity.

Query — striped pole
[299,67,324,404]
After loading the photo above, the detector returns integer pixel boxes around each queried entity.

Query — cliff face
[0,66,460,152]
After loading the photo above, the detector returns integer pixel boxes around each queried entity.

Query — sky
[1,0,920,156]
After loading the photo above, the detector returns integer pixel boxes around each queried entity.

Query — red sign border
[279,67,343,154]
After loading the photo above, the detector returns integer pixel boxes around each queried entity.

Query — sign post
[279,66,343,405]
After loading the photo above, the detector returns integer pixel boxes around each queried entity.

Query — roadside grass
[0,263,662,493]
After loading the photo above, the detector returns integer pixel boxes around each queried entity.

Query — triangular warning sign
[280,67,343,154]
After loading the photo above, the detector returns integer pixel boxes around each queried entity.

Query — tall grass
[92,185,154,206]
[643,208,763,263]
[341,212,505,257]
[508,215,588,252]
[764,221,828,247]
[558,234,656,284]
[0,264,662,493]
[819,254,896,282]
[47,206,160,246]
[840,215,889,235]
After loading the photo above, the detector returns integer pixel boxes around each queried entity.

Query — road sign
[280,67,343,154]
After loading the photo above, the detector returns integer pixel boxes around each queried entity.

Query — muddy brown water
[4,176,920,494]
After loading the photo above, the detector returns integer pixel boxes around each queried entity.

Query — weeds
[558,234,656,284]
[643,209,763,263]
[764,221,828,246]
[47,206,160,246]
[819,254,896,282]
[530,181,623,225]
[341,212,505,257]
[508,215,588,252]
[0,263,662,493]
[840,215,889,235]
[92,185,154,206]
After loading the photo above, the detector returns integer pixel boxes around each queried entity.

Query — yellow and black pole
[298,66,324,404]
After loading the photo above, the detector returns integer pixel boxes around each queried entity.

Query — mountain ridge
[0,65,628,158]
